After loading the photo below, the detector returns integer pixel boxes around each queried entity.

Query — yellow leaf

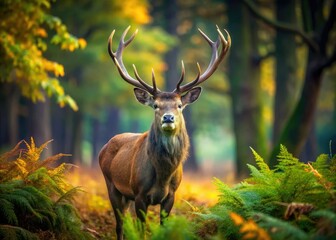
[35,28,48,38]
[78,38,87,48]
[230,212,245,226]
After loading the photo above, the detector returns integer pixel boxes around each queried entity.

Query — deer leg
[160,192,175,225]
[106,180,130,240]
[135,195,148,222]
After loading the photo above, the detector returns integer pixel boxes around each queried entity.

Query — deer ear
[134,88,154,107]
[181,87,202,106]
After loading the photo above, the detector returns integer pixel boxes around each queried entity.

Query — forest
[0,0,335,239]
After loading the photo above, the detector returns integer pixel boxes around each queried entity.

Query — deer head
[108,26,231,135]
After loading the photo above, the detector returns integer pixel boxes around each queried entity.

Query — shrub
[0,138,92,240]
[198,145,336,239]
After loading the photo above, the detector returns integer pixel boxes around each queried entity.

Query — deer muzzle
[161,113,175,131]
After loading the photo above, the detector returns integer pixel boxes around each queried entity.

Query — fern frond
[14,158,29,178]
[250,147,271,173]
[55,187,82,205]
[276,145,302,171]
[0,224,38,240]
[254,212,309,240]
[23,138,53,163]
[0,198,18,225]
[5,191,43,221]
[213,178,244,209]
[246,164,273,185]
[0,140,23,162]
[37,153,71,170]
[313,154,329,171]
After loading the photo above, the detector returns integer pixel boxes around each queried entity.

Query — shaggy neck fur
[147,118,189,184]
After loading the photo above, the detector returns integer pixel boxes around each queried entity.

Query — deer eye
[153,103,159,109]
[178,104,182,109]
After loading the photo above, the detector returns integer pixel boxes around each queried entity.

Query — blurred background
[1,0,335,178]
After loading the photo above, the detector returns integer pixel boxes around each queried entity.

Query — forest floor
[68,165,235,239]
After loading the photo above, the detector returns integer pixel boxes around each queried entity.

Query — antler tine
[174,62,201,93]
[108,27,159,95]
[151,69,158,93]
[108,30,116,59]
[174,27,231,94]
[175,61,185,92]
[132,64,158,94]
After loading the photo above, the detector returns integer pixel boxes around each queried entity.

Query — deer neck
[148,121,189,169]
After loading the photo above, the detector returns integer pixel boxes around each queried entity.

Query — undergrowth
[121,145,335,239]
[123,211,198,240]
[196,145,336,239]
[0,138,92,240]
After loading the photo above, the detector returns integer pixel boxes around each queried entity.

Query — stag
[99,26,230,240]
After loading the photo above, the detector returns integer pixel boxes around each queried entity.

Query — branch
[320,44,336,70]
[320,0,336,54]
[243,0,319,52]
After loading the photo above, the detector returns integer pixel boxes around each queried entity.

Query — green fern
[151,214,197,240]
[198,145,336,239]
[310,209,336,237]
[0,139,92,240]
[123,213,145,240]
[254,212,309,240]
[122,211,198,240]
[250,147,271,173]
[0,225,39,240]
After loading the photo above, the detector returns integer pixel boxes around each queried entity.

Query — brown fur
[99,90,200,240]
[103,26,230,240]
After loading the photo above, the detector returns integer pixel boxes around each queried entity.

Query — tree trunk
[228,0,266,177]
[71,111,84,164]
[27,98,53,158]
[6,85,20,147]
[270,50,324,165]
[0,84,19,149]
[273,0,299,146]
[227,1,267,177]
[51,103,67,154]
[91,107,121,165]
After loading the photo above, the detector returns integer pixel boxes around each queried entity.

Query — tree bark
[273,0,299,146]
[7,86,20,147]
[71,110,84,164]
[227,1,267,177]
[27,98,53,158]
[0,84,19,149]
[91,107,121,166]
[270,51,324,165]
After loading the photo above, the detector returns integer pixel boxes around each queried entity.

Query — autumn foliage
[0,0,85,110]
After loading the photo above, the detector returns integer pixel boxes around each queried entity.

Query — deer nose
[162,114,175,123]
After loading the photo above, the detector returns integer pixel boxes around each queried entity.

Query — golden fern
[0,138,92,239]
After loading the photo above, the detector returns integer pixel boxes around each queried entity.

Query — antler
[108,26,159,95]
[174,26,231,94]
